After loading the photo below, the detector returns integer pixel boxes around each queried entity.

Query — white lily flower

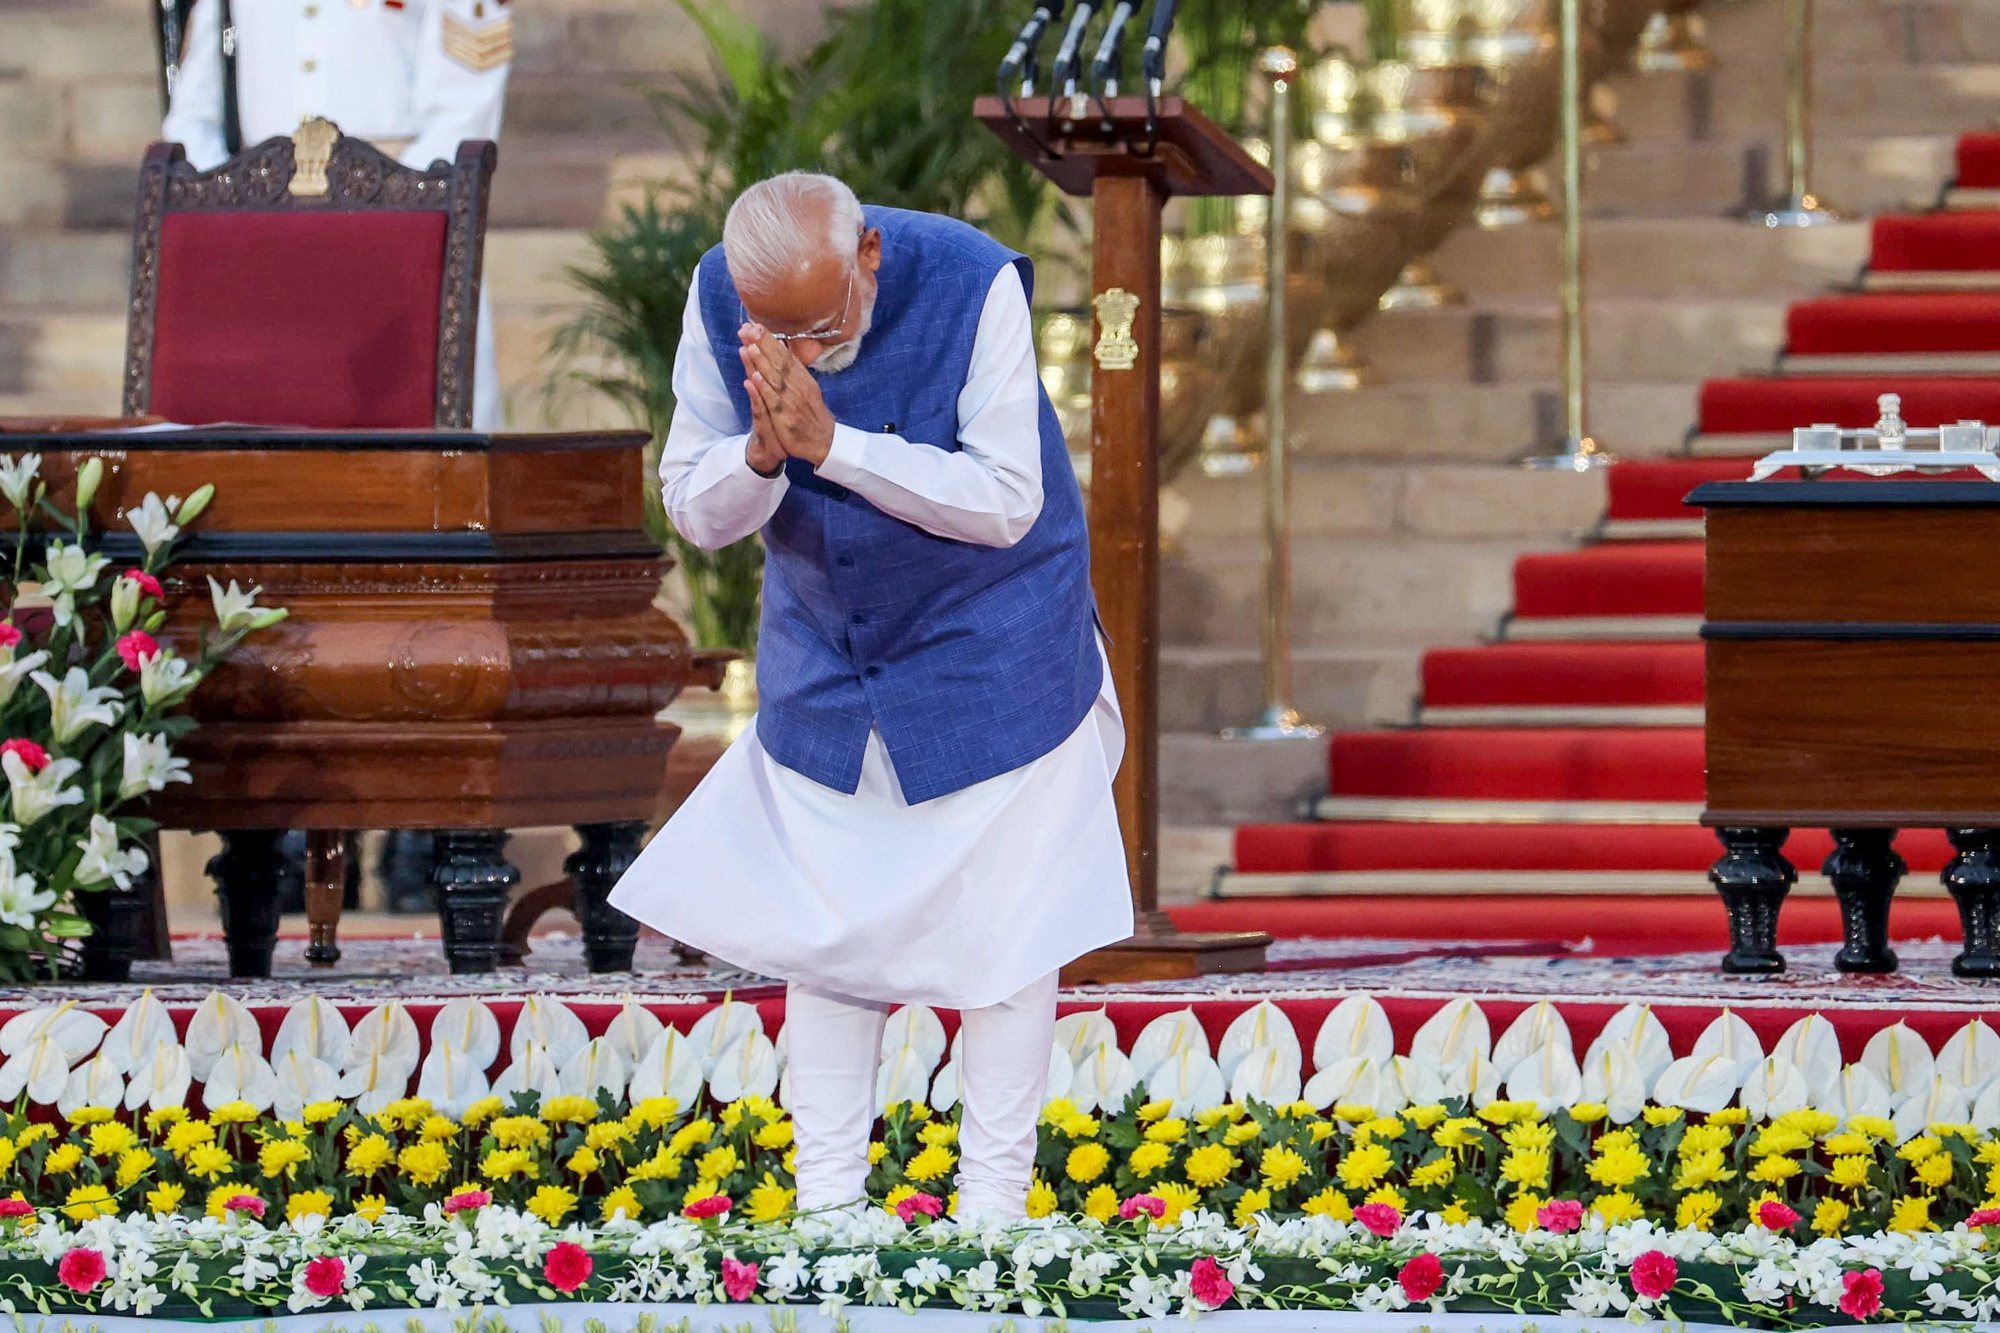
[138,649,199,707]
[119,732,191,800]
[1304,1055,1382,1113]
[1504,1040,1583,1113]
[490,1039,562,1106]
[32,666,123,744]
[75,814,149,890]
[0,454,41,509]
[127,493,181,557]
[1054,1007,1120,1067]
[0,648,48,706]
[3,752,84,826]
[38,541,109,599]
[1144,1046,1227,1117]
[206,576,268,632]
[1494,1000,1574,1081]
[345,1001,420,1078]
[1411,998,1492,1072]
[270,1051,339,1121]
[0,867,54,929]
[1313,995,1395,1070]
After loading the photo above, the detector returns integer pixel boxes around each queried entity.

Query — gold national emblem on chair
[289,116,339,198]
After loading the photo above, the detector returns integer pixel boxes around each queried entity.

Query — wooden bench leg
[304,830,347,968]
[1944,828,2000,979]
[433,830,517,975]
[208,830,287,979]
[1825,828,1902,974]
[1710,826,1794,975]
[570,821,646,973]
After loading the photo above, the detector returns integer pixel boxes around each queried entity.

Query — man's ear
[859,228,883,276]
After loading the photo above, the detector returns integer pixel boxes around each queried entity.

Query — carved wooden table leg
[77,881,148,982]
[433,830,518,975]
[1709,826,1794,974]
[570,821,646,973]
[303,830,347,968]
[1824,828,1903,973]
[1943,828,2000,979]
[207,830,287,978]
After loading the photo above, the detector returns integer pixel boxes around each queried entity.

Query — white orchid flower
[32,667,122,744]
[120,732,190,800]
[138,650,199,707]
[3,752,84,826]
[127,493,181,557]
[75,814,149,890]
[0,454,41,510]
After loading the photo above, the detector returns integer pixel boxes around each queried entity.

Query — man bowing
[609,172,1132,1222]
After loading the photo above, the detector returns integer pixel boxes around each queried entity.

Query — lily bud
[247,608,289,631]
[143,609,168,633]
[174,484,215,527]
[110,576,140,632]
[73,458,102,515]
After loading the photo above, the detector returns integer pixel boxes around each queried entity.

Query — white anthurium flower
[99,990,175,1074]
[56,1054,123,1120]
[416,1040,489,1120]
[272,996,351,1069]
[428,998,500,1071]
[0,1001,107,1062]
[0,453,42,509]
[1313,995,1395,1070]
[628,1026,704,1109]
[74,814,148,890]
[882,1004,948,1072]
[491,1040,562,1106]
[1741,1056,1811,1122]
[1893,1076,1970,1143]
[119,732,191,801]
[0,868,54,930]
[1937,1019,2000,1096]
[32,667,122,745]
[123,1040,190,1113]
[1821,1063,1894,1126]
[1228,1044,1303,1108]
[686,993,759,1076]
[1072,1042,1137,1114]
[1655,1053,1749,1114]
[128,493,181,557]
[1493,1000,1573,1081]
[1456,1049,1505,1107]
[337,1046,412,1117]
[1219,1000,1301,1082]
[1580,1045,1648,1125]
[1129,1007,1208,1080]
[1503,1040,1582,1114]
[1583,1003,1675,1088]
[1054,1007,1120,1067]
[559,1036,632,1101]
[1045,1043,1074,1104]
[873,1041,930,1111]
[1691,1009,1766,1086]
[928,1058,961,1114]
[1302,1055,1381,1113]
[38,542,109,600]
[1383,1055,1444,1114]
[185,991,260,1081]
[1772,1014,1842,1090]
[138,650,199,708]
[270,1051,339,1122]
[345,1002,420,1078]
[598,996,663,1067]
[1862,1022,1937,1103]
[203,1041,276,1113]
[0,647,49,706]
[3,752,84,826]
[0,1035,72,1104]
[1411,997,1491,1073]
[711,1031,780,1104]
[1144,1046,1227,1117]
[1971,1077,2000,1133]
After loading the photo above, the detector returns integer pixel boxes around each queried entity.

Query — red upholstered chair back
[123,120,495,429]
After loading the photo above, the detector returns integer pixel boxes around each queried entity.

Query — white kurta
[606,268,1134,1010]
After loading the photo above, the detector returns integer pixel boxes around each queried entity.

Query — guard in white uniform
[161,0,511,430]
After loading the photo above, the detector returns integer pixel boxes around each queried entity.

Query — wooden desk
[9,426,704,978]
[1692,480,2000,979]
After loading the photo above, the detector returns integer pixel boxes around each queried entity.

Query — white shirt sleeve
[658,294,791,551]
[814,265,1045,548]
[159,0,231,171]
[400,0,513,170]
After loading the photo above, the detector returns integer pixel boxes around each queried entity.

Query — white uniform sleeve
[813,266,1045,548]
[399,0,512,170]
[159,0,232,171]
[658,295,790,551]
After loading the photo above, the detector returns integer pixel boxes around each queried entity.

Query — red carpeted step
[1958,132,2000,188]
[1699,376,2000,434]
[1787,292,2000,355]
[1607,458,1754,520]
[1327,726,1704,801]
[1512,542,1703,619]
[1421,641,1703,709]
[1871,211,2000,271]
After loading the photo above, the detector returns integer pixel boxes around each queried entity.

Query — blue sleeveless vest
[694,206,1101,804]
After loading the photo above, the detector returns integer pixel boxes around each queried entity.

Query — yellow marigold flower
[542,1095,599,1125]
[1024,1178,1057,1218]
[1364,1185,1407,1212]
[146,1181,185,1216]
[1186,1143,1240,1188]
[1084,1183,1120,1223]
[1888,1194,1935,1234]
[1153,1181,1201,1224]
[1144,1118,1188,1144]
[1433,1118,1483,1150]
[1410,1157,1455,1190]
[1335,1143,1391,1192]
[1587,1146,1649,1189]
[210,1101,259,1126]
[1137,1099,1174,1122]
[601,1185,643,1223]
[1223,1120,1262,1147]
[628,1147,682,1183]
[1592,1190,1645,1226]
[1749,1126,1810,1158]
[259,1138,310,1180]
[1974,1140,2000,1166]
[915,1120,956,1147]
[1643,1106,1684,1127]
[1679,1124,1733,1157]
[302,1101,341,1125]
[1504,1191,1546,1233]
[1749,1156,1801,1184]
[492,1116,551,1150]
[1440,1199,1472,1225]
[756,1120,797,1151]
[1916,1153,1956,1190]
[61,1185,117,1223]
[1404,1104,1448,1130]
[527,1184,577,1226]
[353,1194,387,1223]
[567,1146,601,1177]
[1195,1106,1235,1133]
[186,1143,233,1182]
[44,1144,83,1176]
[144,1106,188,1133]
[625,1097,680,1132]
[287,1190,333,1224]
[114,1148,153,1191]
[1677,1190,1723,1231]
[459,1096,505,1128]
[14,1124,53,1146]
[1830,1155,1873,1189]
[719,1099,750,1130]
[1261,1144,1309,1191]
[1233,1187,1272,1228]
[1708,1108,1748,1127]
[1039,1098,1079,1127]
[1568,1103,1609,1125]
[906,1143,956,1183]
[689,1176,727,1205]
[1811,1196,1850,1236]
[697,1144,741,1180]
[1899,1135,1943,1163]
[1278,1101,1316,1120]
[586,1121,633,1153]
[420,1116,460,1143]
[1778,1108,1838,1137]
[1130,1141,1173,1178]
[0,1139,15,1173]
[380,1097,433,1130]
[1332,1103,1376,1124]
[87,1122,137,1158]
[164,1120,214,1158]
[1479,1100,1538,1127]
[668,1120,714,1155]
[1309,1121,1336,1143]
[1673,1150,1736,1191]
[1849,1115,1895,1142]
[883,1184,918,1214]
[745,1173,794,1222]
[480,1148,535,1181]
[64,1106,111,1127]
[1302,1187,1351,1220]
[1066,1142,1111,1183]
[1061,1112,1100,1139]
[399,1140,453,1187]
[345,1134,392,1175]
[1822,1131,1872,1157]
[1931,1122,1977,1141]
[1362,1116,1407,1141]
[1504,1121,1556,1153]
[1501,1148,1551,1191]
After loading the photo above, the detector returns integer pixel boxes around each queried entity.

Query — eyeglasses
[745,268,856,349]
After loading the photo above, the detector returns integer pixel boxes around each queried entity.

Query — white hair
[723,172,863,293]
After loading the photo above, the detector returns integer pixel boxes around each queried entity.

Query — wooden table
[1692,479,2000,979]
[11,425,706,978]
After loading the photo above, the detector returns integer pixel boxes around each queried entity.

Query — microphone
[1088,1,1136,97]
[1141,0,1179,93]
[1048,1,1098,99]
[997,1,1068,97]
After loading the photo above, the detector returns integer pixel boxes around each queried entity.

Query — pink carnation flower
[894,1192,943,1222]
[1839,1268,1884,1319]
[0,622,19,649]
[544,1242,592,1294]
[0,1199,33,1220]
[721,1256,760,1301]
[56,1248,105,1293]
[302,1256,348,1299]
[1630,1250,1677,1301]
[224,1194,265,1219]
[1119,1193,1166,1221]
[683,1194,732,1220]
[442,1189,491,1215]
[1969,1207,2000,1227]
[119,570,165,602]
[1398,1252,1444,1303]
[115,630,159,671]
[1188,1256,1235,1309]
[1353,1202,1402,1238]
[1536,1199,1583,1234]
[0,739,48,773]
[1757,1200,1800,1230]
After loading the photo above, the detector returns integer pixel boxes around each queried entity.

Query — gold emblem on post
[1091,287,1140,371]
[290,116,340,198]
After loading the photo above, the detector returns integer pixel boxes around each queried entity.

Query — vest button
[864,666,883,680]
[849,612,866,626]
[835,555,854,569]
[827,485,849,500]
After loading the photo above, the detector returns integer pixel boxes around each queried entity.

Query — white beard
[810,291,877,375]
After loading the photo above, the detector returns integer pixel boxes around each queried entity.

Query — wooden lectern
[976,93,1274,982]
